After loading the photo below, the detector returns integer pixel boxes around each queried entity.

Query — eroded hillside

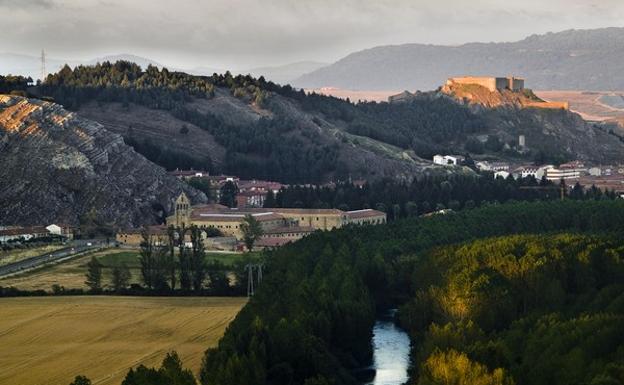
[0,95,206,227]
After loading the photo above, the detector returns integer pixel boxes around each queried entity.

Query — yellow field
[0,250,141,291]
[0,296,246,385]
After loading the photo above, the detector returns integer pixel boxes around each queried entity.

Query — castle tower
[174,192,192,227]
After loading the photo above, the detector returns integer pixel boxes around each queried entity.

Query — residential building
[433,154,465,166]
[115,225,168,247]
[545,162,587,181]
[0,226,51,243]
[45,224,75,240]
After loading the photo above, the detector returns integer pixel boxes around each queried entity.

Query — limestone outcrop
[0,95,206,228]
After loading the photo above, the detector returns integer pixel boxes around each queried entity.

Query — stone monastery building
[166,193,387,240]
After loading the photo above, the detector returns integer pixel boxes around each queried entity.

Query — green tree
[69,376,91,385]
[240,214,264,251]
[85,256,102,292]
[219,181,239,207]
[139,230,155,289]
[111,264,131,292]
[122,351,196,385]
[190,226,206,291]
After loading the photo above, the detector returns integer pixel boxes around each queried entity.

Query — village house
[115,225,169,247]
[433,154,465,166]
[0,226,52,243]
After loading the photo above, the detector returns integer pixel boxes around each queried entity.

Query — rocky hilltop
[0,95,206,228]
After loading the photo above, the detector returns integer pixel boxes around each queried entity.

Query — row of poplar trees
[139,225,207,292]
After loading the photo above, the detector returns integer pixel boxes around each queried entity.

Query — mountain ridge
[293,27,624,91]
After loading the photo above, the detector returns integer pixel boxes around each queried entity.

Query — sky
[1,0,624,70]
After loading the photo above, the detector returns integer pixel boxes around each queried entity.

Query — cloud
[1,0,623,69]
[0,0,55,8]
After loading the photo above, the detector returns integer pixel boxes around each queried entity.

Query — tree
[190,226,206,291]
[240,214,263,251]
[138,230,168,291]
[69,376,91,385]
[111,264,131,292]
[139,230,155,289]
[85,256,102,292]
[167,226,177,290]
[219,181,239,207]
[122,351,196,385]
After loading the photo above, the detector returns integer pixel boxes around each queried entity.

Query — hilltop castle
[446,76,525,92]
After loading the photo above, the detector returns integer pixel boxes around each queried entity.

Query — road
[0,240,111,278]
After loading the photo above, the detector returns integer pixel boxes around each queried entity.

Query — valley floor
[0,296,246,385]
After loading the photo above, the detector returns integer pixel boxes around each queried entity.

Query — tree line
[33,60,568,183]
[264,175,618,221]
[196,199,624,385]
[82,225,259,296]
[67,200,624,384]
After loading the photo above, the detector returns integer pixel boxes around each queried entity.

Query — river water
[366,311,411,385]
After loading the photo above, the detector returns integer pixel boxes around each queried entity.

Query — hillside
[0,95,205,228]
[294,27,624,91]
[199,200,624,385]
[26,61,624,178]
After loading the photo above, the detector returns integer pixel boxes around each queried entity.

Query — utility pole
[257,264,263,285]
[246,264,254,297]
[41,49,47,84]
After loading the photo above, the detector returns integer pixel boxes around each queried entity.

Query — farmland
[0,249,251,291]
[0,296,246,385]
[535,90,624,125]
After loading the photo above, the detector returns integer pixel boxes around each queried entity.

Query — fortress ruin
[446,76,525,92]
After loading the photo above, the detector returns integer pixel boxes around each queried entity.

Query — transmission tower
[246,263,265,297]
[246,264,255,297]
[41,49,47,83]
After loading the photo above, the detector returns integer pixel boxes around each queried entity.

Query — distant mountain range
[293,27,624,91]
[0,52,326,86]
[0,53,164,81]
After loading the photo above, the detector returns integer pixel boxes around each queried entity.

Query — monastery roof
[191,212,284,222]
[346,209,386,219]
[0,226,49,237]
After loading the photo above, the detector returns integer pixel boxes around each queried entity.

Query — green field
[96,250,254,268]
[0,249,259,291]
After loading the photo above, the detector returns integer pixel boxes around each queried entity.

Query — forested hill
[30,61,624,183]
[294,27,624,91]
[198,199,624,385]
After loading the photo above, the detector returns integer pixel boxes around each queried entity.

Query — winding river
[366,310,411,385]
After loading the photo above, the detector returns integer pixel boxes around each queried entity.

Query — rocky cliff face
[0,95,206,228]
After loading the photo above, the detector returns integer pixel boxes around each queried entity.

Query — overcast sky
[2,0,624,70]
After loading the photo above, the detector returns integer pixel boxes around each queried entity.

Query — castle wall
[525,101,569,110]
[510,78,525,91]
[448,76,525,92]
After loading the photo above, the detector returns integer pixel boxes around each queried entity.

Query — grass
[0,296,246,385]
[0,244,66,267]
[0,249,259,291]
